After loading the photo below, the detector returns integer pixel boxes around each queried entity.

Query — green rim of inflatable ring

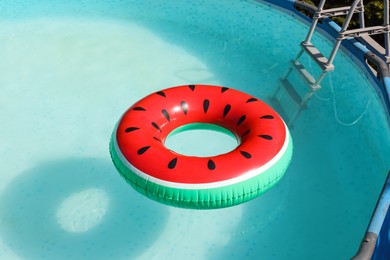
[109,129,292,209]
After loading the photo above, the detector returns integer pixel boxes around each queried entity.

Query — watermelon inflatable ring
[109,85,293,209]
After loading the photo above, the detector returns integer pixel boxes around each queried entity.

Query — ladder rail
[385,0,390,61]
[358,0,365,28]
[303,0,327,44]
[326,0,362,67]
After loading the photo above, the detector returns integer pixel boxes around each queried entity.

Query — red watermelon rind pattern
[109,125,293,209]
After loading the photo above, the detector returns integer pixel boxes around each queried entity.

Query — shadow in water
[0,157,168,259]
[212,176,290,259]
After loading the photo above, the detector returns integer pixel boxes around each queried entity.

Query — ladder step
[269,96,290,124]
[290,60,318,88]
[301,42,335,71]
[340,25,390,39]
[291,60,324,89]
[318,6,363,18]
[279,78,306,107]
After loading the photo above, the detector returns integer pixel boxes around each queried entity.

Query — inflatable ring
[110,85,293,209]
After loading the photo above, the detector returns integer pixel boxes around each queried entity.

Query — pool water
[0,0,389,259]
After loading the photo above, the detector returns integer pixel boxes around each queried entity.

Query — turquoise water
[0,0,389,259]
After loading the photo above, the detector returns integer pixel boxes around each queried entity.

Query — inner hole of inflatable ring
[164,123,239,157]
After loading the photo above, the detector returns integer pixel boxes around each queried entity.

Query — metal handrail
[352,171,390,260]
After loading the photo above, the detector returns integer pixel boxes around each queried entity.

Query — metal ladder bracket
[340,25,390,40]
[317,5,364,19]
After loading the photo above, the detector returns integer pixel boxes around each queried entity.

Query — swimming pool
[0,0,389,259]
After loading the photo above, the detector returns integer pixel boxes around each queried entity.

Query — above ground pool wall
[256,0,390,259]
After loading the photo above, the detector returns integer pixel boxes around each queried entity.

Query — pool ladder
[271,0,390,126]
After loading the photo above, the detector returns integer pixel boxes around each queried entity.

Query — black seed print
[259,135,273,140]
[156,91,166,97]
[237,115,246,126]
[241,129,251,138]
[137,146,151,155]
[246,98,257,103]
[133,107,146,111]
[188,85,196,91]
[153,137,162,143]
[260,115,274,119]
[203,99,210,113]
[125,127,140,133]
[151,122,162,132]
[168,158,177,169]
[221,87,229,93]
[181,101,188,115]
[223,104,231,118]
[208,159,216,170]
[162,109,170,122]
[240,151,252,159]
